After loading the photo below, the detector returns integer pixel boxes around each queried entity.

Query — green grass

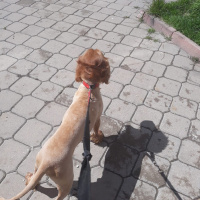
[148,0,200,46]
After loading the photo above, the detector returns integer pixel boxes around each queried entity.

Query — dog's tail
[2,166,46,200]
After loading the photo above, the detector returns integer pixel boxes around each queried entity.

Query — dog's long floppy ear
[75,63,82,82]
[100,57,110,84]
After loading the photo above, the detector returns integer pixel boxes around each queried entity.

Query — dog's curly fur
[0,49,110,200]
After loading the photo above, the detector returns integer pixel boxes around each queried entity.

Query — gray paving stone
[130,27,148,38]
[0,2,9,9]
[170,97,197,119]
[6,22,28,32]
[24,36,48,49]
[121,35,142,48]
[159,42,180,55]
[164,65,188,82]
[179,82,200,102]
[105,15,124,24]
[114,10,131,18]
[100,80,123,98]
[86,28,106,39]
[194,62,200,72]
[64,15,83,24]
[32,81,63,101]
[99,7,116,15]
[45,3,63,11]
[0,55,17,71]
[8,59,36,76]
[48,11,68,21]
[30,64,57,81]
[42,40,66,53]
[160,112,190,139]
[66,58,77,72]
[0,71,18,89]
[80,18,99,28]
[117,177,156,200]
[131,47,153,61]
[37,102,67,126]
[74,141,107,167]
[155,77,181,96]
[0,112,25,139]
[111,44,133,57]
[52,21,72,32]
[31,1,49,9]
[102,95,111,113]
[17,148,40,176]
[108,3,123,10]
[131,72,157,90]
[121,57,144,72]
[168,161,200,199]
[133,153,170,188]
[56,87,76,106]
[51,69,75,87]
[156,186,191,200]
[73,36,96,48]
[148,131,181,161]
[38,28,61,40]
[178,139,200,168]
[118,123,151,152]
[75,9,93,17]
[89,12,108,21]
[102,142,138,177]
[7,45,33,59]
[0,41,15,55]
[140,39,161,51]
[21,25,44,36]
[173,55,194,70]
[132,105,162,130]
[198,106,200,120]
[12,95,44,119]
[188,70,200,86]
[106,99,136,122]
[84,4,101,12]
[93,0,109,7]
[151,51,174,65]
[145,90,172,112]
[61,44,85,58]
[46,54,72,69]
[103,32,124,44]
[96,21,116,32]
[60,6,77,14]
[26,49,52,64]
[98,115,122,143]
[20,15,40,25]
[0,10,10,19]
[92,40,114,53]
[142,61,166,77]
[71,2,87,9]
[0,170,5,182]
[120,85,147,105]
[189,120,200,142]
[0,29,13,41]
[111,68,134,85]
[104,53,124,68]
[18,7,37,15]
[113,24,132,35]
[15,119,51,147]
[0,139,29,173]
[5,4,23,12]
[122,18,141,28]
[0,18,12,29]
[0,173,31,199]
[33,9,53,18]
[68,24,89,36]
[90,167,122,200]
[10,77,40,96]
[36,18,56,28]
[17,0,35,7]
[0,90,21,112]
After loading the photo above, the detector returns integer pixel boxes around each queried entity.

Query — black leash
[77,82,98,200]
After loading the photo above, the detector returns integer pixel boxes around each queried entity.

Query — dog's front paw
[25,172,33,185]
[90,130,104,144]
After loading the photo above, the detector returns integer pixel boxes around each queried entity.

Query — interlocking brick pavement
[0,0,200,199]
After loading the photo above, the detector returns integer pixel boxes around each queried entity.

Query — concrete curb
[138,11,200,59]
